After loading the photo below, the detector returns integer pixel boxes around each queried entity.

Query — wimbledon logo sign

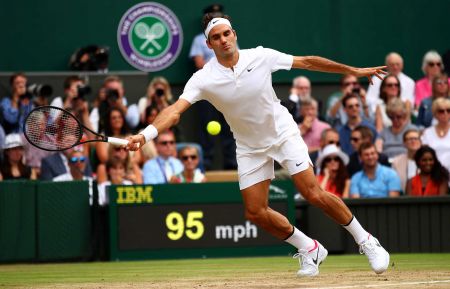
[117,2,183,72]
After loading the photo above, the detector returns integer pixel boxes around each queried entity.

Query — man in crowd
[350,142,401,198]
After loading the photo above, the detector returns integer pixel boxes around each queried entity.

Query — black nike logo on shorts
[247,67,254,72]
[296,162,304,167]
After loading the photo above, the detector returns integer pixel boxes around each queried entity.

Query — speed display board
[109,181,295,260]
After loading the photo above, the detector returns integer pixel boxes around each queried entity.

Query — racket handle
[107,137,128,146]
[107,137,140,148]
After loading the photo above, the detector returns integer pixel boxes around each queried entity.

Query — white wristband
[140,125,158,143]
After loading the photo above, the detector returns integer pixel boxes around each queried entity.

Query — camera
[21,83,53,99]
[155,88,165,98]
[105,89,119,102]
[76,84,92,99]
[69,45,110,72]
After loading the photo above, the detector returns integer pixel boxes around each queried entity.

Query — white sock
[343,216,369,245]
[284,227,315,251]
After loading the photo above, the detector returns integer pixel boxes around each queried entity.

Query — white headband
[204,18,232,38]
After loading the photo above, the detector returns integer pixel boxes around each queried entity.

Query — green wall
[1,0,449,83]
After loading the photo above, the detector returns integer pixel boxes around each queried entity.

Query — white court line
[302,279,450,289]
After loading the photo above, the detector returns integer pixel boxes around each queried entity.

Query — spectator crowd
[1,41,449,199]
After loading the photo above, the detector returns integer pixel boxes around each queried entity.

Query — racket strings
[25,107,82,151]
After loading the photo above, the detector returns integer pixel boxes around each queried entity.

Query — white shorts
[237,132,312,190]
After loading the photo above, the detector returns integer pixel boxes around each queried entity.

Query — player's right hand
[125,134,145,151]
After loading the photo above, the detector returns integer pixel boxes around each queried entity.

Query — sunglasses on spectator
[437,108,450,114]
[159,140,175,146]
[70,156,86,163]
[346,103,360,109]
[328,140,340,146]
[385,83,400,88]
[181,155,198,161]
[405,137,420,142]
[324,156,340,163]
[435,79,448,85]
[350,137,361,142]
[343,81,358,87]
[428,62,441,67]
[389,114,405,120]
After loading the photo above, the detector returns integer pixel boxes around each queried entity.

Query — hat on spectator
[316,144,349,168]
[3,133,24,149]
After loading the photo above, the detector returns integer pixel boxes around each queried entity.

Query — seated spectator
[406,146,449,196]
[0,133,36,180]
[374,74,411,132]
[417,74,449,128]
[53,149,93,182]
[415,50,450,108]
[282,76,312,121]
[40,145,92,180]
[170,146,206,183]
[95,107,142,168]
[97,146,142,185]
[376,98,417,159]
[421,98,450,164]
[366,52,415,113]
[391,129,422,193]
[350,142,401,198]
[298,98,330,153]
[97,157,133,206]
[326,74,369,128]
[309,128,340,167]
[50,75,85,110]
[142,130,183,184]
[338,94,377,155]
[347,126,390,177]
[315,144,350,198]
[0,73,34,134]
[89,75,139,133]
[138,76,173,123]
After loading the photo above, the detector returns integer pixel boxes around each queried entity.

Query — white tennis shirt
[180,46,298,149]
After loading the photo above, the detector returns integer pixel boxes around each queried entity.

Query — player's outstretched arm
[292,56,387,84]
[126,99,191,151]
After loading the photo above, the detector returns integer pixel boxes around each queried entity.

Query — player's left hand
[353,66,387,85]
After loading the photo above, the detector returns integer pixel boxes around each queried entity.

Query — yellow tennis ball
[207,121,221,135]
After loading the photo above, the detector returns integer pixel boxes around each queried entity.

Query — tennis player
[127,14,389,277]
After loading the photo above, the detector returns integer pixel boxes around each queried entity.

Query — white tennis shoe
[293,240,328,277]
[359,235,390,274]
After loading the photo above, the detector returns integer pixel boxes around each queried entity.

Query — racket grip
[107,137,129,146]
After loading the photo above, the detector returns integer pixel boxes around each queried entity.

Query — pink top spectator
[301,118,330,150]
[415,77,450,107]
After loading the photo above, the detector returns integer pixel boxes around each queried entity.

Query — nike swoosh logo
[247,67,254,72]
[296,162,304,167]
[312,246,319,265]
[212,20,219,24]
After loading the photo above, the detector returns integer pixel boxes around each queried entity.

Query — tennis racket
[23,105,131,151]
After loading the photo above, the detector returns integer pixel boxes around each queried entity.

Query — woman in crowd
[377,98,417,159]
[315,144,350,198]
[95,107,142,167]
[421,98,450,163]
[406,146,448,196]
[170,146,206,183]
[138,76,173,123]
[0,133,36,180]
[415,50,449,108]
[417,74,449,128]
[96,146,142,185]
[374,74,411,132]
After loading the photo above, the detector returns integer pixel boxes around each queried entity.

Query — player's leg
[291,166,390,274]
[241,178,323,277]
[238,148,322,277]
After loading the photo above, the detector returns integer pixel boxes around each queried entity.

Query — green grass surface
[1,253,449,288]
